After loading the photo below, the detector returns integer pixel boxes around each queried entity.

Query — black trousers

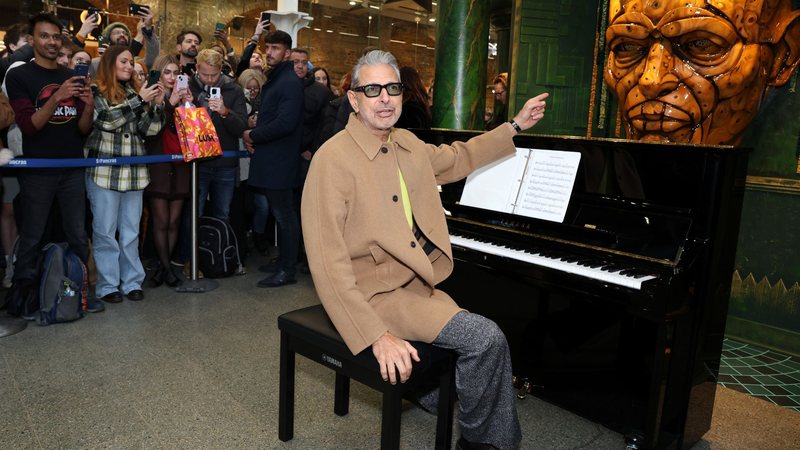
[14,169,89,283]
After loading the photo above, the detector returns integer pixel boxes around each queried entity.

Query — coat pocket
[368,245,391,284]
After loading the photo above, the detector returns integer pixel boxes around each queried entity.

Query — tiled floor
[718,338,800,412]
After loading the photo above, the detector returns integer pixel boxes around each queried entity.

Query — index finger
[530,92,549,103]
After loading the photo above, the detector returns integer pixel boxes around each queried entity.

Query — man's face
[9,34,30,52]
[178,34,200,59]
[494,82,507,105]
[32,22,62,62]
[70,51,90,69]
[56,46,73,68]
[604,0,782,145]
[291,51,309,78]
[264,43,289,68]
[109,27,129,46]
[347,64,403,137]
[249,52,263,70]
[197,61,222,87]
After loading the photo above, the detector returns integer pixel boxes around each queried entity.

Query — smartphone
[215,22,226,32]
[87,6,100,17]
[147,69,160,87]
[182,63,196,76]
[209,87,221,100]
[176,74,189,91]
[73,63,89,85]
[128,3,147,15]
[260,12,271,25]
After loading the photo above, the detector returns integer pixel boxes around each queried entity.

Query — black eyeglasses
[352,82,403,98]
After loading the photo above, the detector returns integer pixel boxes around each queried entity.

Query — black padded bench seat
[278,304,457,450]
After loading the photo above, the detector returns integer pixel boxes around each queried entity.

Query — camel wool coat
[302,114,517,354]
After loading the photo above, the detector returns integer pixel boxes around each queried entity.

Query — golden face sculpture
[604,0,800,145]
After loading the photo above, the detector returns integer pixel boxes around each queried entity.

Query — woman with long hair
[84,45,164,303]
[144,54,190,287]
[312,67,334,95]
[396,66,432,129]
[236,69,270,254]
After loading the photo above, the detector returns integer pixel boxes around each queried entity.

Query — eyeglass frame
[351,82,404,98]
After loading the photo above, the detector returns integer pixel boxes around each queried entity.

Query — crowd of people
[0,10,437,306]
[1,9,548,450]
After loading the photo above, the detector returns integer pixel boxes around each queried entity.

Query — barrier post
[175,159,219,293]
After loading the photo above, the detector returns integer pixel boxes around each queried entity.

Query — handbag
[174,103,222,162]
[161,126,184,156]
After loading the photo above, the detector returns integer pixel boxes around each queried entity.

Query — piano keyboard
[449,234,657,290]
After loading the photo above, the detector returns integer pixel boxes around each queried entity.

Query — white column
[269,0,313,47]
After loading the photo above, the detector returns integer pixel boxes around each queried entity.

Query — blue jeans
[252,192,269,233]
[260,189,299,276]
[198,165,236,221]
[85,176,145,297]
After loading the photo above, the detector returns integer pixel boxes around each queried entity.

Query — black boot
[165,268,182,287]
[150,264,166,287]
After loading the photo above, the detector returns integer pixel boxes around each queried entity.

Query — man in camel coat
[302,50,548,450]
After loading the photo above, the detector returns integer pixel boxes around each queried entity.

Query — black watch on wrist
[509,120,522,133]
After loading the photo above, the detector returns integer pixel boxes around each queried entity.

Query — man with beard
[5,13,102,313]
[89,7,160,76]
[242,30,304,288]
[604,0,800,145]
[175,30,202,74]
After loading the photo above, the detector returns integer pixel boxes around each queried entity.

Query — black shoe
[86,298,106,313]
[456,436,496,450]
[101,291,123,303]
[258,258,279,273]
[257,270,297,288]
[254,232,270,255]
[165,268,182,287]
[126,289,145,301]
[150,265,166,287]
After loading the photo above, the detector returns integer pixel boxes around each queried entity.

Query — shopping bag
[174,104,222,162]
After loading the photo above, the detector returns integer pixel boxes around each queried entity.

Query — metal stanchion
[175,159,218,293]
[0,316,27,338]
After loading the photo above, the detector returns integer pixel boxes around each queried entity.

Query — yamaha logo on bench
[321,353,342,368]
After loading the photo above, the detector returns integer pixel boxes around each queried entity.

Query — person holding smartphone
[84,45,164,304]
[234,17,270,77]
[5,13,105,313]
[185,49,247,223]
[143,54,191,287]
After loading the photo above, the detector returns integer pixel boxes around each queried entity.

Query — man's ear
[347,89,359,114]
[768,11,800,86]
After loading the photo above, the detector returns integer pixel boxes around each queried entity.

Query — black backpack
[4,243,87,324]
[36,243,87,325]
[198,216,243,278]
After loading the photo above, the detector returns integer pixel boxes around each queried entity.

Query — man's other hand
[372,332,420,385]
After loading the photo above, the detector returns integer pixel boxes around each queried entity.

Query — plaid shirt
[85,84,163,191]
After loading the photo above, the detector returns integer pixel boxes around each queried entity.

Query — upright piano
[413,129,750,449]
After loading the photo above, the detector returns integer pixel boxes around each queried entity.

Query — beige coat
[302,114,516,354]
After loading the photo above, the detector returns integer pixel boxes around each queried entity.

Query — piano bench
[278,304,457,450]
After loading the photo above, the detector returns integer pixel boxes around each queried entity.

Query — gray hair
[351,50,401,88]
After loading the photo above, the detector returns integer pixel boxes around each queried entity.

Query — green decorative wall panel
[510,0,601,136]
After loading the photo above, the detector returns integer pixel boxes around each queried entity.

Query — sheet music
[460,148,581,223]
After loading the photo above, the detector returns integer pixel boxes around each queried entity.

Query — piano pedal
[513,377,543,399]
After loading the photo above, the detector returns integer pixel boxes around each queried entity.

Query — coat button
[410,241,416,248]
[381,147,388,154]
[392,195,398,202]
